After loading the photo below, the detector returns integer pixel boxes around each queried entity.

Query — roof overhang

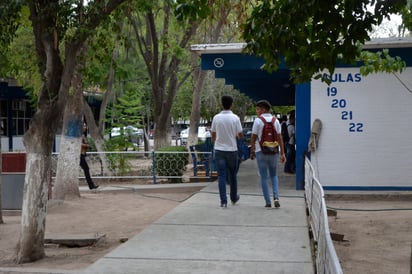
[191,43,246,54]
[191,38,412,106]
[191,43,294,106]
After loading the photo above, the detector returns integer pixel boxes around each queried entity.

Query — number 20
[349,123,363,132]
[331,99,346,108]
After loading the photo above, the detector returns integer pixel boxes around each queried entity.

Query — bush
[156,146,188,183]
[103,138,133,175]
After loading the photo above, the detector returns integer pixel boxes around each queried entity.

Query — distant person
[250,100,285,208]
[284,110,296,174]
[80,123,99,190]
[280,114,289,153]
[211,95,243,208]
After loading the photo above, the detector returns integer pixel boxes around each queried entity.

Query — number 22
[349,123,363,132]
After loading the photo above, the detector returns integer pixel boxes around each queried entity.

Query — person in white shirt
[211,95,243,208]
[250,100,285,208]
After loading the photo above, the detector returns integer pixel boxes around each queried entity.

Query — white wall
[1,136,25,152]
[1,135,62,152]
[311,67,412,188]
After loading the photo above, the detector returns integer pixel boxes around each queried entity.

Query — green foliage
[400,1,412,33]
[107,87,144,128]
[0,1,23,54]
[4,7,42,97]
[359,49,406,75]
[172,79,193,121]
[155,146,189,183]
[106,87,144,151]
[105,149,133,175]
[104,135,137,152]
[274,106,295,117]
[242,0,407,84]
[83,22,117,87]
[103,136,136,175]
[174,0,211,21]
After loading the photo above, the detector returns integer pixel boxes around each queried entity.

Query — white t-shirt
[211,110,243,151]
[252,113,282,152]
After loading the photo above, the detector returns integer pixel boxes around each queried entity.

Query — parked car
[111,126,143,145]
[180,126,210,145]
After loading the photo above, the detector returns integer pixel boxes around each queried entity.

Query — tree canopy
[242,0,408,83]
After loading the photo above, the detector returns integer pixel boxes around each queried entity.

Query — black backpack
[281,122,289,144]
[258,116,279,154]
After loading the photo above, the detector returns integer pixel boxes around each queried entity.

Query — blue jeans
[214,150,239,204]
[256,151,280,204]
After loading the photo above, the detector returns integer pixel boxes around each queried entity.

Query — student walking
[211,95,243,208]
[250,100,285,208]
[284,110,296,174]
[80,123,99,190]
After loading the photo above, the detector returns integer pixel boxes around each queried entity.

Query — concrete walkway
[82,159,314,274]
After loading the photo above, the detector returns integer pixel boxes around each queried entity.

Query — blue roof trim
[201,53,294,106]
[0,82,28,99]
[367,47,412,66]
[201,53,264,70]
[201,53,289,70]
[335,47,412,67]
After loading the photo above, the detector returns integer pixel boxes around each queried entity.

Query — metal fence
[51,150,214,184]
[304,156,343,274]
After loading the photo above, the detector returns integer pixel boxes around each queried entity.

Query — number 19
[327,87,337,96]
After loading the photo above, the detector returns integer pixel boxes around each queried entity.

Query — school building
[0,80,101,152]
[191,38,412,191]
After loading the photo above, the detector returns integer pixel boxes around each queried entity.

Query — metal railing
[51,150,214,184]
[304,156,343,274]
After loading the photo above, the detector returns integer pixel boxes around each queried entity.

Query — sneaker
[231,195,240,205]
[265,204,272,208]
[220,203,227,208]
[274,199,280,208]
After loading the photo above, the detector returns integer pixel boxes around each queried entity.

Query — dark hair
[256,99,271,110]
[221,95,233,110]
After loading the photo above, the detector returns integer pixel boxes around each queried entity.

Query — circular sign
[213,58,224,68]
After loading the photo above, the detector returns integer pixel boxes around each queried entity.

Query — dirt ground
[326,195,412,274]
[0,188,198,272]
[1,189,412,274]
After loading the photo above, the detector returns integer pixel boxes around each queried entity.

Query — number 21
[341,111,353,120]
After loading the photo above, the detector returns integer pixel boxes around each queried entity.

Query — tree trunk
[16,102,61,263]
[53,97,83,200]
[15,0,127,264]
[83,104,111,175]
[153,111,171,149]
[81,41,121,176]
[188,52,207,147]
[53,129,82,200]
[127,5,200,150]
[188,5,226,147]
[53,44,88,200]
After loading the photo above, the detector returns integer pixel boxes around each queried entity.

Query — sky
[373,13,404,37]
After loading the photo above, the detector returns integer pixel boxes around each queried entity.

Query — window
[0,100,33,136]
